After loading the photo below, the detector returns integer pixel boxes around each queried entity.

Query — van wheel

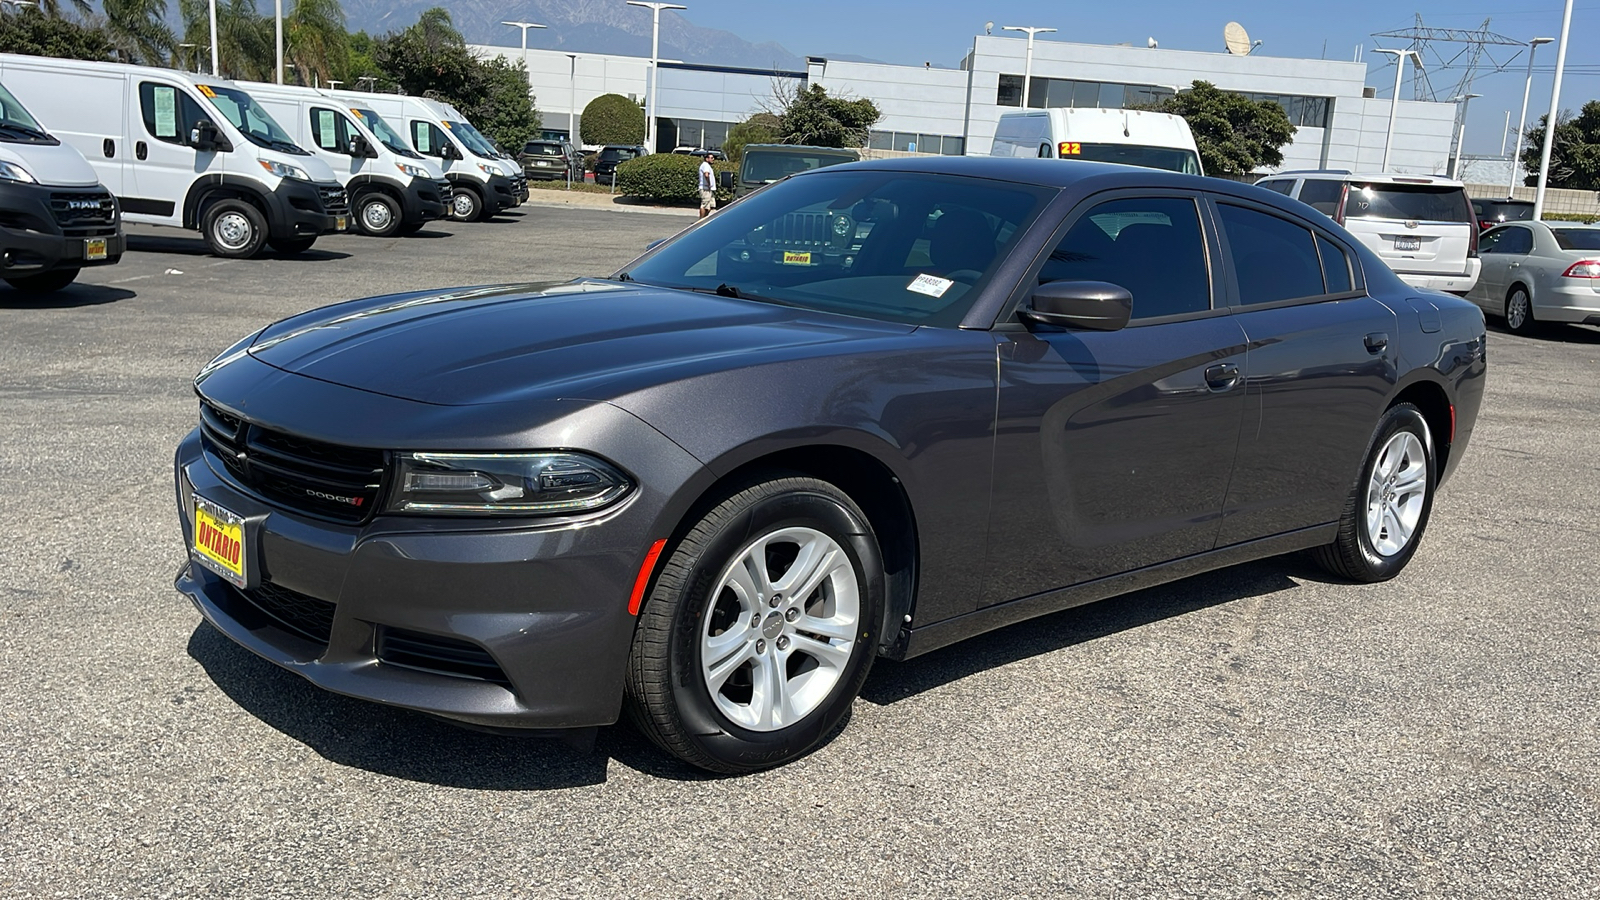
[203,200,267,258]
[268,236,317,255]
[356,193,401,237]
[449,186,483,222]
[5,268,80,293]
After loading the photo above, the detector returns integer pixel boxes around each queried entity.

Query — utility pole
[1509,37,1554,197]
[1372,48,1418,170]
[1533,0,1575,219]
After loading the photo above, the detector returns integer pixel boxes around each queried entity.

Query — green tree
[580,93,645,146]
[373,8,539,150]
[0,7,112,61]
[343,30,388,89]
[104,0,175,65]
[285,0,348,88]
[1146,80,1296,176]
[723,111,780,163]
[178,0,272,80]
[775,84,879,148]
[36,0,94,17]
[1520,103,1600,190]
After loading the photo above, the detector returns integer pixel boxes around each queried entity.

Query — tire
[202,199,267,259]
[1504,284,1538,336]
[355,192,402,237]
[448,185,483,222]
[626,476,885,774]
[1313,403,1436,583]
[267,236,317,255]
[4,267,79,293]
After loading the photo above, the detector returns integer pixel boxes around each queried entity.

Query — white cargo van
[237,81,449,237]
[0,78,123,292]
[327,90,521,222]
[990,108,1204,176]
[0,55,348,258]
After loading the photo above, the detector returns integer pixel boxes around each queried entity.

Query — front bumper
[1397,258,1480,295]
[170,369,707,730]
[0,182,124,275]
[485,173,517,211]
[267,180,349,239]
[401,178,450,224]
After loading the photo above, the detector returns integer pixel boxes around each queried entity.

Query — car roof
[801,155,1213,190]
[1295,171,1465,188]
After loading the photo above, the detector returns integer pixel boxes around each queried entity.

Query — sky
[626,0,1599,157]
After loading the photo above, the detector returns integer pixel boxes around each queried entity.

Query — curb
[519,192,699,217]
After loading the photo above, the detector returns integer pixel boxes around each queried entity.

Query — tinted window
[599,147,640,161]
[1041,197,1210,319]
[742,151,854,184]
[1317,235,1353,293]
[309,107,355,152]
[523,142,563,156]
[1552,228,1600,251]
[1344,183,1471,222]
[1483,201,1534,222]
[1478,228,1506,253]
[1256,179,1293,195]
[411,120,449,157]
[622,171,1050,328]
[138,82,208,145]
[1297,180,1344,217]
[1218,203,1326,305]
[1498,227,1534,254]
[1065,143,1201,175]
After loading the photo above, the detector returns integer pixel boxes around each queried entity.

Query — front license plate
[1394,237,1421,252]
[335,215,348,232]
[85,238,108,261]
[782,251,813,265]
[192,495,247,588]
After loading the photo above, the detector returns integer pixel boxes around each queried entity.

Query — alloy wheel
[1364,431,1428,557]
[1507,289,1530,331]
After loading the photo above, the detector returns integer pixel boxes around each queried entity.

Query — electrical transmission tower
[1371,14,1525,102]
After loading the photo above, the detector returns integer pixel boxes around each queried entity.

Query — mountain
[339,0,807,72]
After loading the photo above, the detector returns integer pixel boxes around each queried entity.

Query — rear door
[1340,181,1474,277]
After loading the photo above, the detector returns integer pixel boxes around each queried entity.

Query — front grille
[199,402,386,523]
[378,627,511,685]
[236,581,335,644]
[318,185,350,216]
[757,212,829,248]
[50,190,117,236]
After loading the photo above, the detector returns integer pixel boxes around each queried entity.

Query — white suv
[1255,171,1480,295]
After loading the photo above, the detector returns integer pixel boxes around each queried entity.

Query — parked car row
[0,54,529,292]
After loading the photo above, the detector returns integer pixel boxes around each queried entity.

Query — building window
[868,130,966,155]
[997,74,1023,107]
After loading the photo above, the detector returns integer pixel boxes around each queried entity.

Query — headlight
[258,159,312,181]
[0,160,37,184]
[477,163,499,176]
[386,452,633,515]
[395,163,429,179]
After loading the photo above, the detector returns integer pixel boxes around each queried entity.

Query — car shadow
[860,554,1317,706]
[0,282,137,309]
[125,234,352,260]
[401,228,454,239]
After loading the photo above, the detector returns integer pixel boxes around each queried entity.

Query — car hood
[245,280,916,407]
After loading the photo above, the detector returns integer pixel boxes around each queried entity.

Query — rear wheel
[1313,403,1435,582]
[355,192,402,237]
[268,236,317,255]
[202,200,267,258]
[449,186,483,222]
[4,268,79,293]
[626,476,884,774]
[1504,285,1538,335]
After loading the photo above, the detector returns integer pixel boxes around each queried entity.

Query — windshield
[621,170,1051,327]
[203,85,306,154]
[445,120,496,157]
[1068,144,1201,175]
[351,107,420,158]
[1553,229,1600,251]
[600,147,640,162]
[0,82,52,143]
[742,151,855,184]
[1344,183,1471,222]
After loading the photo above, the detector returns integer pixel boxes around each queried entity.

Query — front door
[983,194,1249,605]
[128,80,212,226]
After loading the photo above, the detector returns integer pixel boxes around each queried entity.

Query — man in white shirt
[698,152,717,218]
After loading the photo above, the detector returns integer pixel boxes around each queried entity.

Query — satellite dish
[985,21,994,35]
[1147,36,1159,49]
[1224,21,1251,55]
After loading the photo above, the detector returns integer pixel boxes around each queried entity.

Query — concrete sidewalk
[519,187,698,217]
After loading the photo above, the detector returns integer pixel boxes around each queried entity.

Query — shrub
[616,153,735,203]
[581,93,645,146]
[583,151,597,172]
[724,113,781,164]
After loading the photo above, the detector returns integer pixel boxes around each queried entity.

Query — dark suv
[593,145,644,186]
[519,140,582,182]
[1471,197,1534,232]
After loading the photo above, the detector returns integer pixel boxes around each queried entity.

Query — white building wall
[807,59,970,140]
[1324,98,1457,175]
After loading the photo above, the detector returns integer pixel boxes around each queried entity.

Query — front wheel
[448,186,483,222]
[4,267,79,293]
[356,192,402,237]
[1505,285,1538,336]
[202,200,267,258]
[1313,403,1435,582]
[626,476,885,774]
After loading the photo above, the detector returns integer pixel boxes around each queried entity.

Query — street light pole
[567,53,578,141]
[627,1,687,154]
[502,20,546,53]
[1508,36,1554,197]
[1372,48,1417,171]
[1448,93,1480,179]
[1534,0,1575,220]
[1002,25,1056,108]
[275,0,283,84]
[208,0,218,76]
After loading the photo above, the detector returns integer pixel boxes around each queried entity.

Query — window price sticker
[907,273,954,298]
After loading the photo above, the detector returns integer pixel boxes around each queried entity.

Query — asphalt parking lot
[2,206,1598,899]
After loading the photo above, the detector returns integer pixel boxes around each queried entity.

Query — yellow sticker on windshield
[441,120,453,129]
[350,108,364,119]
[196,84,216,98]
[782,251,812,265]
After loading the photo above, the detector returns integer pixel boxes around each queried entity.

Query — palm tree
[285,0,348,87]
[37,0,94,17]
[178,0,272,80]
[103,0,176,65]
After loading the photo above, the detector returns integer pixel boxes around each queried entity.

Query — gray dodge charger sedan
[175,157,1487,773]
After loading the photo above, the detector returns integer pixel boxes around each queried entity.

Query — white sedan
[1469,221,1600,335]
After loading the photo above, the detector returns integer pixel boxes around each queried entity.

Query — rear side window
[1256,179,1293,195]
[1344,183,1471,223]
[138,82,208,145]
[1042,197,1211,319]
[1316,235,1353,293]
[1217,203,1326,305]
[309,107,355,152]
[1296,180,1344,217]
[1552,228,1600,251]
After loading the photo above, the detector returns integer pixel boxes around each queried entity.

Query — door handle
[1364,332,1389,354]
[1509,262,1521,268]
[135,141,148,160]
[103,138,115,158]
[1204,363,1240,391]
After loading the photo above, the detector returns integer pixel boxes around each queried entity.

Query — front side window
[622,171,1051,328]
[1478,228,1506,254]
[138,82,209,146]
[1040,197,1211,319]
[411,120,449,158]
[1498,227,1534,254]
[309,107,356,153]
[1217,203,1327,305]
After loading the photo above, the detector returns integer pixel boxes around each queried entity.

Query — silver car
[1469,221,1600,334]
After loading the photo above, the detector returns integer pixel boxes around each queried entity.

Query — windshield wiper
[0,123,53,141]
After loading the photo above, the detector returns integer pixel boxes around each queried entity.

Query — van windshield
[0,82,53,144]
[204,86,308,154]
[445,120,497,157]
[351,108,421,158]
[1344,183,1471,222]
[1069,144,1201,175]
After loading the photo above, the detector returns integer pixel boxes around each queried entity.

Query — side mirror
[718,170,735,190]
[442,142,462,161]
[190,119,222,152]
[1020,281,1133,332]
[349,135,376,158]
